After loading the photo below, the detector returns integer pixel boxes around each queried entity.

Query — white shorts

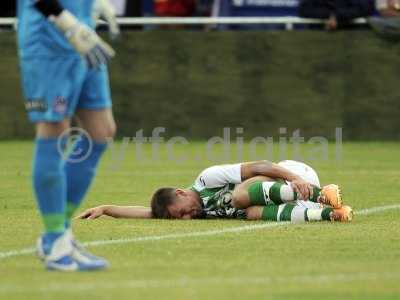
[277,160,321,188]
[277,160,322,209]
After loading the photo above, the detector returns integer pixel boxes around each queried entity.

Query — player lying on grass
[78,160,354,222]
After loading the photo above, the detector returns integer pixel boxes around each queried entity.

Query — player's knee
[232,188,250,209]
[94,120,117,142]
[106,119,117,138]
[245,206,262,220]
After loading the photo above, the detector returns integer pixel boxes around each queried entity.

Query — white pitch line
[0,247,36,259]
[1,204,399,260]
[356,204,400,215]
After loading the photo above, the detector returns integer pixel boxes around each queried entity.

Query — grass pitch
[0,141,399,300]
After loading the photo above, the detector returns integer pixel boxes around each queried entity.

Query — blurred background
[0,0,400,140]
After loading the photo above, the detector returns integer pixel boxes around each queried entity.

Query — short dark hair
[150,187,177,219]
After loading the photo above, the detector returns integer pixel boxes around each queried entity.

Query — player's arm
[77,205,152,219]
[34,0,115,68]
[240,161,313,200]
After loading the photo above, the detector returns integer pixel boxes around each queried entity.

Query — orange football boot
[319,184,343,208]
[330,205,354,222]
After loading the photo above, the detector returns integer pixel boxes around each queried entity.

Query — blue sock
[33,138,66,235]
[64,136,107,227]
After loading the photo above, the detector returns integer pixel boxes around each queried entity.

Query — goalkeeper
[78,160,353,222]
[18,0,119,271]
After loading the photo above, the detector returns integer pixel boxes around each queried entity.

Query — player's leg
[232,176,272,209]
[64,108,116,225]
[247,180,342,208]
[234,179,343,211]
[21,57,77,270]
[34,120,103,270]
[277,160,342,208]
[22,56,106,271]
[234,160,342,209]
[246,180,322,206]
[245,204,353,223]
[33,120,70,261]
[62,65,114,266]
[64,64,114,224]
[232,176,321,209]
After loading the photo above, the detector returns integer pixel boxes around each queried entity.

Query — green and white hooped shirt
[190,164,246,219]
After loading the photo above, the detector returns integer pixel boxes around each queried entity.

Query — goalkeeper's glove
[93,0,120,40]
[49,10,115,69]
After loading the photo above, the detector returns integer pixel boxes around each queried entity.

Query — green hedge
[1,30,400,140]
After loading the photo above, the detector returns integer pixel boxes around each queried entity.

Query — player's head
[151,187,204,219]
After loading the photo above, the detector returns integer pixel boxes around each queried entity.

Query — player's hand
[291,177,313,200]
[93,0,120,40]
[76,207,105,220]
[50,10,115,68]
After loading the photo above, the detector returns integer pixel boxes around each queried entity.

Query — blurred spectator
[154,0,197,16]
[0,0,15,17]
[368,1,400,39]
[213,0,301,30]
[299,0,375,30]
[376,0,400,16]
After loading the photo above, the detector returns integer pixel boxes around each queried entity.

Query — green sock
[249,180,323,205]
[248,181,298,206]
[321,207,333,220]
[309,187,322,203]
[261,203,296,221]
[261,204,280,221]
[43,214,65,233]
[248,181,266,205]
[278,203,296,221]
[268,182,296,204]
[261,204,333,223]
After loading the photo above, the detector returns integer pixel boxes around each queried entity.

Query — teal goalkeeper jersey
[17,0,95,58]
[190,164,246,219]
